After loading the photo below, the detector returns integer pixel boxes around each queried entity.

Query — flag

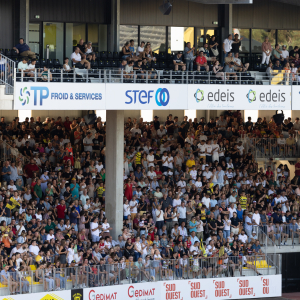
[200,239,207,257]
[219,246,224,258]
[6,197,20,210]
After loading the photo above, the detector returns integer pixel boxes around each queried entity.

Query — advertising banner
[0,289,71,300]
[83,281,159,300]
[14,83,106,110]
[105,84,188,110]
[292,86,300,110]
[160,275,281,300]
[0,275,280,300]
[188,84,291,110]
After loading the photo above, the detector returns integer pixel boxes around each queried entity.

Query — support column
[107,0,120,52]
[19,0,29,44]
[220,3,233,65]
[105,110,124,240]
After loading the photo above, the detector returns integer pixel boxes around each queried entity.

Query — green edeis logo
[247,89,256,103]
[195,89,204,102]
[19,87,30,106]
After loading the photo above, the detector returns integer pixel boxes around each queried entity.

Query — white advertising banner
[84,281,159,300]
[292,86,300,110]
[14,83,106,110]
[161,275,281,300]
[81,275,281,300]
[105,84,188,110]
[188,84,291,110]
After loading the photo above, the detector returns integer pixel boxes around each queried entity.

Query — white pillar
[105,110,124,239]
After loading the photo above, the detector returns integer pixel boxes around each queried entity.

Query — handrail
[0,54,15,94]
[0,140,29,164]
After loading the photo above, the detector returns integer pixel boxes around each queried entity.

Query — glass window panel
[43,22,64,62]
[88,24,99,52]
[233,28,250,53]
[29,23,40,55]
[251,29,276,53]
[196,28,204,49]
[140,26,166,54]
[184,27,194,47]
[119,25,138,52]
[66,23,86,65]
[278,30,300,52]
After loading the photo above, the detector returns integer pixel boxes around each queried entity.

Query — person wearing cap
[173,52,186,71]
[224,61,237,80]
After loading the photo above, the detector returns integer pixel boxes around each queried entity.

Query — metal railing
[260,224,300,248]
[0,140,29,163]
[241,137,300,159]
[0,54,15,94]
[15,69,270,84]
[0,255,280,296]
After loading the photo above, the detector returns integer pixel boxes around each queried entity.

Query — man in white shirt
[228,203,237,219]
[29,241,39,257]
[237,141,245,156]
[147,149,155,168]
[17,58,32,77]
[223,34,243,65]
[46,229,55,241]
[197,140,206,158]
[238,230,248,244]
[202,193,211,209]
[147,166,156,180]
[203,166,212,179]
[70,47,90,69]
[91,217,102,242]
[136,41,145,57]
[177,202,187,225]
[177,177,187,193]
[130,124,141,137]
[129,196,138,219]
[27,59,37,76]
[252,208,261,234]
[205,140,213,164]
[189,166,197,181]
[157,125,167,138]
[281,45,289,60]
[178,222,187,239]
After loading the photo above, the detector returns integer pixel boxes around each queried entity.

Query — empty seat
[5,49,12,57]
[90,60,98,69]
[47,59,53,68]
[113,52,119,59]
[11,49,18,57]
[40,59,47,67]
[53,59,61,68]
[100,51,107,59]
[107,51,113,59]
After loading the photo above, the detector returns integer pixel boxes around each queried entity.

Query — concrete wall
[0,110,18,122]
[123,110,141,122]
[152,110,185,123]
[31,110,84,121]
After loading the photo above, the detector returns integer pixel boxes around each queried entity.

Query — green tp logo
[247,89,256,103]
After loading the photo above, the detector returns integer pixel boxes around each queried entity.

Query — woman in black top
[209,36,219,57]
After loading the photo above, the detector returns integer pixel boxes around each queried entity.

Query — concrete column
[205,110,210,122]
[107,0,120,52]
[19,0,29,44]
[105,110,124,239]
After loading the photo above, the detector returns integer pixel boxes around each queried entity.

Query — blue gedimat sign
[15,82,297,110]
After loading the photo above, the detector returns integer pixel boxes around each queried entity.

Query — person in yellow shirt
[186,154,196,171]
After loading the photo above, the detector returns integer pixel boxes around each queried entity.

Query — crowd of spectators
[0,111,299,293]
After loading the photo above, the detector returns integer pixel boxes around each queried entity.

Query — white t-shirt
[156,209,164,221]
[147,154,155,167]
[147,171,156,180]
[28,63,36,72]
[123,204,130,216]
[252,213,260,226]
[102,223,110,233]
[173,198,181,207]
[281,50,289,59]
[223,38,233,52]
[202,197,210,208]
[46,234,55,241]
[190,170,197,180]
[70,52,81,64]
[223,219,231,230]
[29,245,39,256]
[136,46,144,56]
[129,200,138,213]
[238,234,248,243]
[205,144,212,156]
[91,222,100,237]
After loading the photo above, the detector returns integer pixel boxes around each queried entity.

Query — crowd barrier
[0,274,281,300]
